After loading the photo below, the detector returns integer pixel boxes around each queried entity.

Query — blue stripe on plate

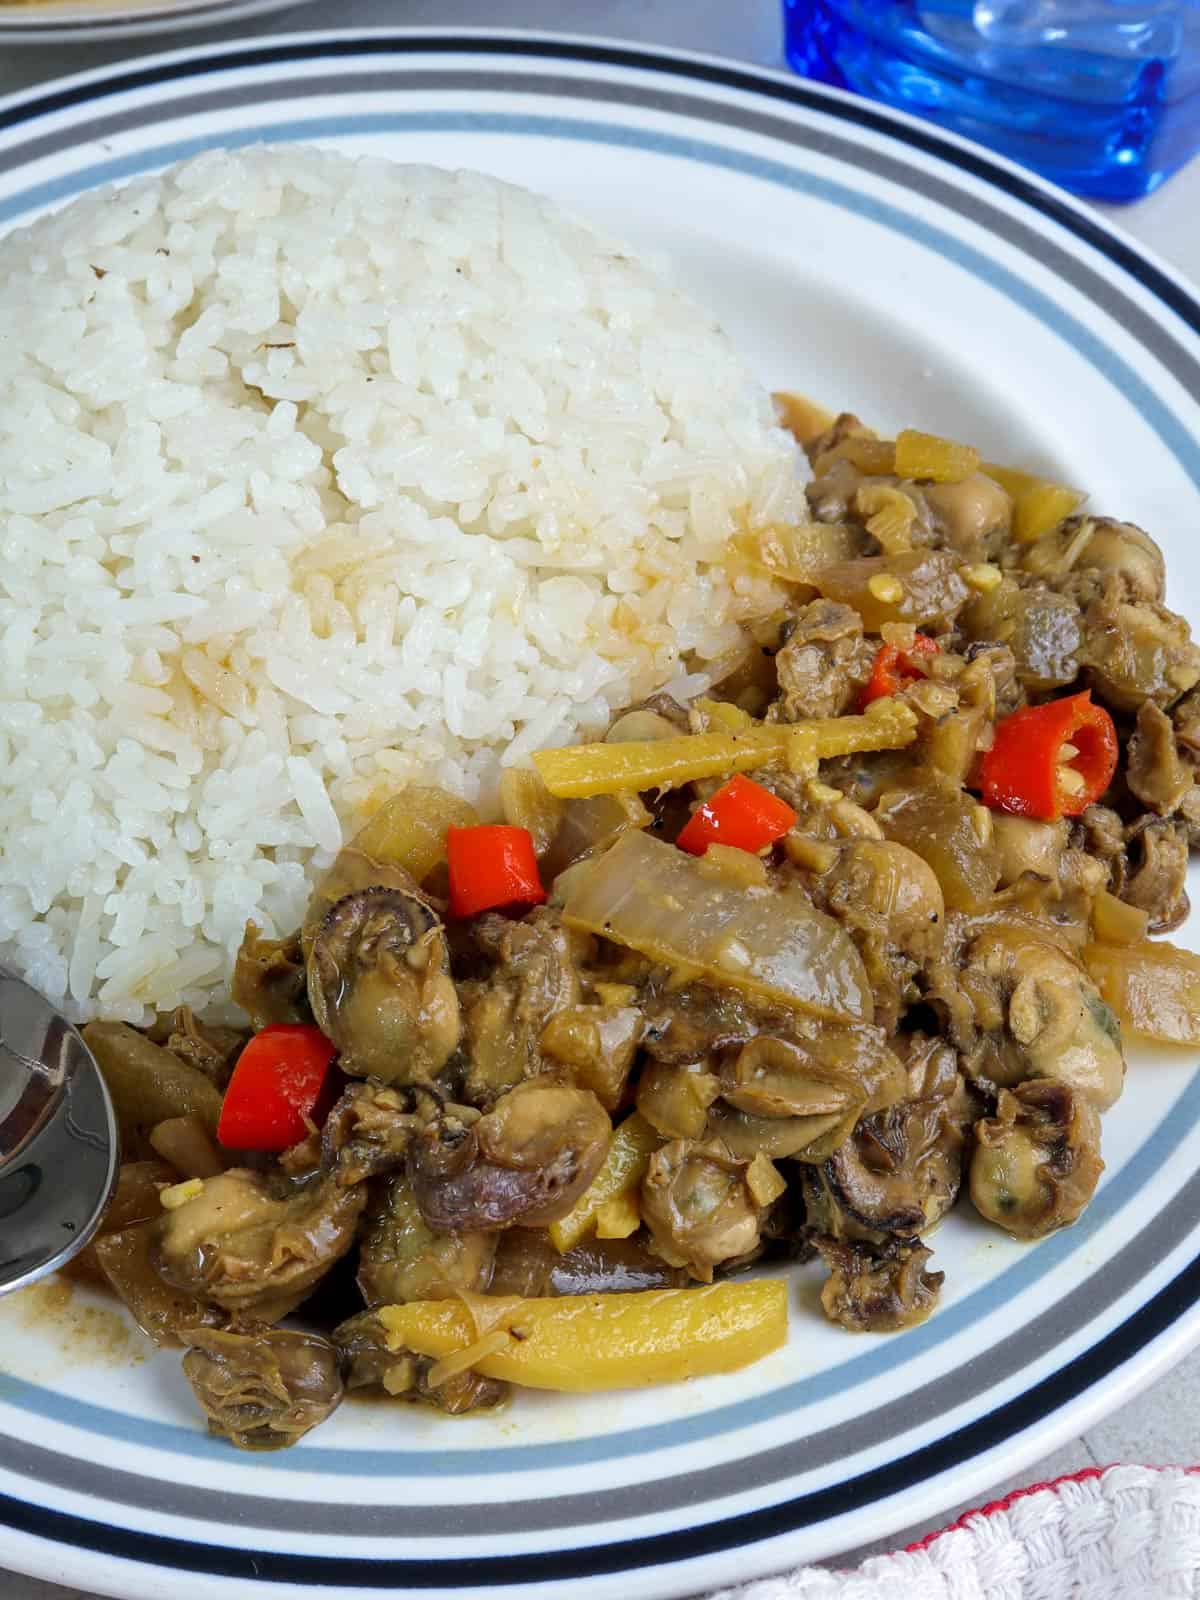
[1,104,1197,1476]
[4,1002,1197,1478]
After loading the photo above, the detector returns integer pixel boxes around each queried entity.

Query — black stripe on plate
[1,33,1198,343]
[3,1244,1198,1586]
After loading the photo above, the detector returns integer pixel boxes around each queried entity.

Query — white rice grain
[0,146,806,1022]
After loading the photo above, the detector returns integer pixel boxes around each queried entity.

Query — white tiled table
[2,1,1198,1593]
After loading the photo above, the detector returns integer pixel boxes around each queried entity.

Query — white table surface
[1,1,1198,1594]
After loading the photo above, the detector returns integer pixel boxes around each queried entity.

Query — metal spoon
[0,967,117,1296]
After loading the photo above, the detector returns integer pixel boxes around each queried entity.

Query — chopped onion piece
[558,830,872,1022]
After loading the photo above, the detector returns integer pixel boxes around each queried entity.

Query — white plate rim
[1,28,1199,1599]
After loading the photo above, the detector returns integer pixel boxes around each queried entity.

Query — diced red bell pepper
[217,1023,337,1152]
[978,690,1118,821]
[677,774,798,856]
[446,824,546,920]
[859,634,939,708]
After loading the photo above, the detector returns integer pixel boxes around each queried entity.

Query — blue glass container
[782,0,1200,199]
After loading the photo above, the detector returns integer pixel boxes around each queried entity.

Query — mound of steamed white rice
[0,146,805,1023]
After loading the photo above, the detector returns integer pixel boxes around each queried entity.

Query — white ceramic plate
[0,0,319,46]
[1,29,1199,1600]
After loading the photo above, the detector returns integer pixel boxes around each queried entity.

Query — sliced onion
[558,830,872,1022]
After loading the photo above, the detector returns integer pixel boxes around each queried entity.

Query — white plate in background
[0,0,320,46]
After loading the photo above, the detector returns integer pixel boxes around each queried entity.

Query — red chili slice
[676,774,797,856]
[446,824,546,919]
[859,634,940,709]
[978,690,1118,820]
[217,1024,337,1152]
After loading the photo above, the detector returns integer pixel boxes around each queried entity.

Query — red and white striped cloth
[710,1466,1200,1599]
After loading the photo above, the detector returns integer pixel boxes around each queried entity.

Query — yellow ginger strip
[594,1190,641,1240]
[379,1282,788,1392]
[981,461,1086,544]
[818,434,896,476]
[549,1112,661,1253]
[533,702,917,799]
[894,428,980,483]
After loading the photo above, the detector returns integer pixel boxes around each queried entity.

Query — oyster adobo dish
[70,409,1200,1450]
